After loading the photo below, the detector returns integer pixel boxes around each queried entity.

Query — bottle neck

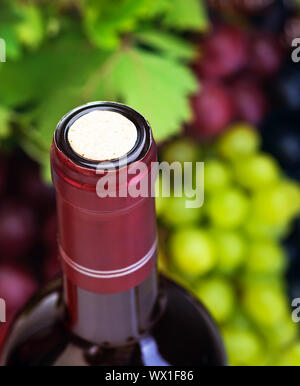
[55,187,158,347]
[51,101,159,348]
[55,185,158,346]
[63,268,159,346]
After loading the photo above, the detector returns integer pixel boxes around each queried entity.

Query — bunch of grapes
[157,124,300,366]
[0,152,60,349]
[188,9,293,141]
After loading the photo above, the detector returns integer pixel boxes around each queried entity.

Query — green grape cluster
[157,123,300,366]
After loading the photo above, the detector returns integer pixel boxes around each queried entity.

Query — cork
[67,110,138,161]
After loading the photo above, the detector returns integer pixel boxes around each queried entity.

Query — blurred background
[0,0,300,366]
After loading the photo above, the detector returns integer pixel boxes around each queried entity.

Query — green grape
[211,229,246,274]
[157,249,168,275]
[241,273,286,292]
[245,240,287,275]
[155,177,166,216]
[160,195,202,227]
[229,310,253,330]
[169,228,216,277]
[253,182,299,225]
[207,188,249,229]
[234,153,279,190]
[204,159,231,192]
[155,195,166,216]
[217,123,261,160]
[159,138,200,197]
[222,326,264,366]
[280,179,300,218]
[276,343,300,366]
[244,215,290,240]
[195,277,236,323]
[161,137,200,164]
[263,317,298,349]
[242,282,289,327]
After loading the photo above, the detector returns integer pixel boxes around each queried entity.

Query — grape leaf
[0,106,11,139]
[83,0,151,49]
[135,30,195,60]
[82,0,209,49]
[0,33,103,107]
[0,33,108,152]
[163,0,209,31]
[30,44,197,148]
[0,1,21,24]
[0,24,21,60]
[16,3,45,50]
[88,46,197,141]
[17,47,197,179]
[0,0,204,173]
[0,36,196,159]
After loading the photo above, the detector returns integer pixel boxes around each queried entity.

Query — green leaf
[16,3,45,50]
[26,42,197,145]
[0,106,11,140]
[29,37,109,147]
[0,33,108,151]
[0,24,21,60]
[0,0,202,163]
[135,30,195,60]
[0,1,21,24]
[0,36,197,156]
[163,0,209,31]
[135,0,170,18]
[88,46,197,141]
[83,0,150,49]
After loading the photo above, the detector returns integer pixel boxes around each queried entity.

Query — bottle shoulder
[0,277,226,366]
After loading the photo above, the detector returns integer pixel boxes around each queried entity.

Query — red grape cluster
[0,153,60,347]
[207,0,275,14]
[189,22,284,139]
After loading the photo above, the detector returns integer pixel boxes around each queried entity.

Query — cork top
[67,110,138,161]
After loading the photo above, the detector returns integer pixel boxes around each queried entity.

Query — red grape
[207,0,274,14]
[237,0,274,14]
[190,82,235,138]
[0,155,7,196]
[18,162,55,215]
[0,264,38,315]
[194,25,249,79]
[0,316,12,351]
[43,250,61,283]
[0,200,37,260]
[248,32,283,78]
[283,16,300,47]
[42,213,57,249]
[231,76,269,124]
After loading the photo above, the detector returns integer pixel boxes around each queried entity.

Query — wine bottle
[0,102,226,366]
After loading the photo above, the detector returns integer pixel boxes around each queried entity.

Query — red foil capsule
[51,102,158,294]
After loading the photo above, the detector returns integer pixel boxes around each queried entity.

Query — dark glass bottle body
[1,276,226,366]
[0,102,226,366]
